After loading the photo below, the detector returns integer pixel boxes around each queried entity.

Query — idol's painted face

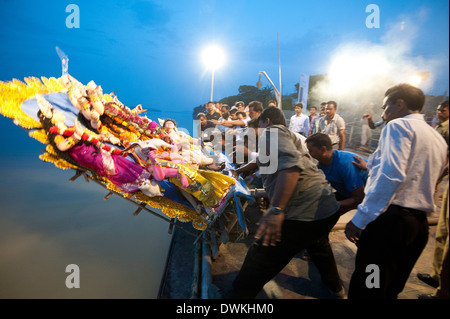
[164,121,175,130]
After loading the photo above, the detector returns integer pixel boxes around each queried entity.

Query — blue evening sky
[1,0,448,113]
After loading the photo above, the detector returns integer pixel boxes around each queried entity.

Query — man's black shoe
[417,273,439,288]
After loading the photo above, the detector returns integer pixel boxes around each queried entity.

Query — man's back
[318,150,368,198]
[258,125,339,222]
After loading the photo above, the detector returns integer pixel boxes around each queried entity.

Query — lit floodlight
[202,45,226,102]
[202,45,225,70]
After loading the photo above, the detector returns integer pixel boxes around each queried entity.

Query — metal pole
[275,90,281,110]
[191,238,202,299]
[278,32,282,109]
[210,68,215,102]
[349,125,354,145]
[259,71,281,109]
[201,232,212,299]
[86,174,200,238]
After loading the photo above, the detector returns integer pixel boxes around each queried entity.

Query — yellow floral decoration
[0,76,66,129]
[1,76,208,231]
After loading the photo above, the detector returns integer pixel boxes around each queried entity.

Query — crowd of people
[195,83,449,299]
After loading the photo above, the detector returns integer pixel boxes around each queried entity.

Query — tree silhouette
[219,85,275,108]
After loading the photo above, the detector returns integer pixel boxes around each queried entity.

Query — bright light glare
[328,53,390,93]
[202,46,225,69]
[407,75,422,87]
[328,55,359,90]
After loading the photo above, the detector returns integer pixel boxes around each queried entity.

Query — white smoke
[310,14,448,109]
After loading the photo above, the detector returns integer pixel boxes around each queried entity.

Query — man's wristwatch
[270,206,284,215]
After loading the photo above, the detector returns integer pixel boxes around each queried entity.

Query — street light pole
[278,32,282,105]
[202,45,225,103]
[210,68,215,102]
[258,71,282,109]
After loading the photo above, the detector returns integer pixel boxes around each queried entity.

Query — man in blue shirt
[306,133,368,215]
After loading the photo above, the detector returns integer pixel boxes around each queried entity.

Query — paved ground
[160,171,447,300]
[210,210,439,299]
[210,178,447,300]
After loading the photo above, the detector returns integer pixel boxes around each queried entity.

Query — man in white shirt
[345,83,448,299]
[318,101,346,150]
[289,102,310,136]
[359,102,383,152]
